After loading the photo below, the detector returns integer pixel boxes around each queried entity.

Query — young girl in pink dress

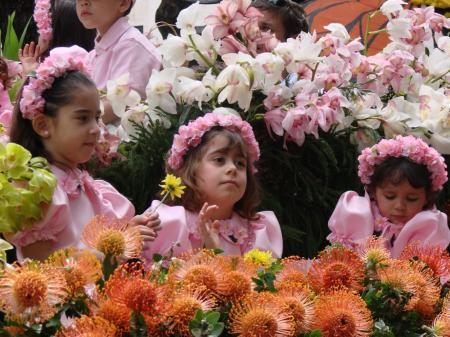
[6,45,160,261]
[328,135,450,257]
[142,112,283,261]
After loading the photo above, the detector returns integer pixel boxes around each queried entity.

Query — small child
[7,46,160,261]
[76,0,161,123]
[328,135,450,257]
[143,112,283,261]
[252,0,309,41]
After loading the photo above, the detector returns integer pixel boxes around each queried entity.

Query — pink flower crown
[20,46,90,120]
[358,135,448,191]
[34,0,52,41]
[168,112,260,174]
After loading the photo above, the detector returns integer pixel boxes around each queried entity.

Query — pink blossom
[34,0,52,41]
[205,0,239,39]
[264,108,285,138]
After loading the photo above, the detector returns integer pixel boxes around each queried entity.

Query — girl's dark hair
[9,71,96,160]
[123,0,135,16]
[366,156,437,209]
[252,0,309,40]
[0,57,8,87]
[155,0,194,39]
[48,0,96,54]
[167,127,261,219]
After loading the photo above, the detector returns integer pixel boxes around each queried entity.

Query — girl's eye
[407,197,419,202]
[235,160,246,168]
[77,115,88,122]
[384,195,395,200]
[213,157,225,163]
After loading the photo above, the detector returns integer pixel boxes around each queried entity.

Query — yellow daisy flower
[159,174,186,201]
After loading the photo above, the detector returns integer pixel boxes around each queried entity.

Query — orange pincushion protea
[96,298,131,335]
[0,262,67,324]
[311,289,373,337]
[377,260,440,317]
[164,287,216,336]
[399,241,450,280]
[430,311,450,337]
[358,236,391,265]
[229,292,294,337]
[308,247,365,293]
[216,270,253,302]
[278,288,315,335]
[81,215,141,258]
[105,263,158,314]
[276,257,310,292]
[56,315,116,337]
[46,248,102,297]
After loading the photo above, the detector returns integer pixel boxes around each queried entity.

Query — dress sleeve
[9,185,70,247]
[252,211,283,258]
[391,209,450,258]
[141,201,192,263]
[91,179,135,221]
[327,191,375,249]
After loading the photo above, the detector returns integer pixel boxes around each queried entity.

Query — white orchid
[146,68,178,114]
[175,76,210,107]
[386,18,412,41]
[212,107,241,117]
[176,1,201,34]
[106,73,141,117]
[216,64,253,111]
[324,23,350,42]
[380,0,407,18]
[159,34,188,67]
[186,26,219,67]
[437,36,450,55]
[253,53,285,91]
[423,48,450,78]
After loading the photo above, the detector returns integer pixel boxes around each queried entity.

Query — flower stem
[363,10,380,56]
[188,34,219,75]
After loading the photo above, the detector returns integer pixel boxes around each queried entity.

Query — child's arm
[2,232,52,261]
[128,211,162,242]
[198,202,221,249]
[19,42,41,76]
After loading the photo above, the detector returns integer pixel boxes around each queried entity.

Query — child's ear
[31,114,51,138]
[118,0,132,14]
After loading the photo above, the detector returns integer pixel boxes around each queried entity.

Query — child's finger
[147,220,161,231]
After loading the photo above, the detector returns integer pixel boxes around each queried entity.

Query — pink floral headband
[358,135,448,191]
[20,46,90,120]
[168,112,260,174]
[34,0,53,41]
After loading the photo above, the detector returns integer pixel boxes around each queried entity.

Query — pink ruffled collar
[186,211,265,252]
[55,167,94,200]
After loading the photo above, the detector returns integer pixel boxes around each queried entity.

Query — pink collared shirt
[87,17,161,98]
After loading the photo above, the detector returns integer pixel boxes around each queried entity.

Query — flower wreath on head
[20,46,91,120]
[358,135,448,191]
[168,112,261,174]
[34,0,53,41]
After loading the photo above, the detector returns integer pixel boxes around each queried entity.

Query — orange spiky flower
[377,260,440,317]
[105,262,158,314]
[217,270,253,302]
[56,315,116,337]
[308,246,365,293]
[399,241,450,280]
[46,248,102,297]
[358,236,391,266]
[96,298,131,335]
[229,292,294,337]
[311,289,373,337]
[278,287,315,335]
[0,262,67,324]
[276,257,310,292]
[81,215,142,258]
[430,312,450,337]
[164,287,216,336]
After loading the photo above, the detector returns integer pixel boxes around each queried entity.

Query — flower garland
[19,45,90,120]
[34,0,53,41]
[168,112,260,174]
[358,135,448,191]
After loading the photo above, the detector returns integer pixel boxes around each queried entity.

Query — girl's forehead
[204,133,247,156]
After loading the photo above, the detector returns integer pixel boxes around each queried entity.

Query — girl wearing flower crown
[328,135,450,257]
[142,112,283,261]
[6,46,160,261]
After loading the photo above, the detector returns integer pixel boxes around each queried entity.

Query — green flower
[0,143,32,179]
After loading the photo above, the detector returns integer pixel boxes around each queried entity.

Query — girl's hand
[198,202,221,249]
[19,42,41,76]
[129,212,162,242]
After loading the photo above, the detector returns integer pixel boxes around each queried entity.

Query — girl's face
[374,179,427,225]
[196,133,248,218]
[43,85,101,169]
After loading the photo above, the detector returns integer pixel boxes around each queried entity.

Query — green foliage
[130,311,148,337]
[189,310,225,337]
[252,259,283,292]
[0,12,31,61]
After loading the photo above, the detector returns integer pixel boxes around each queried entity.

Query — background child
[6,46,160,261]
[328,135,450,257]
[76,0,161,123]
[142,112,283,261]
[252,0,309,41]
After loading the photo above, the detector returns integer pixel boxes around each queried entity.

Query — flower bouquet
[0,240,449,337]
[0,142,56,234]
[99,0,450,256]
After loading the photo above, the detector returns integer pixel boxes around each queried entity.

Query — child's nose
[394,199,406,211]
[226,161,238,174]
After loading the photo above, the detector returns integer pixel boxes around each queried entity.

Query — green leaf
[3,13,19,60]
[209,322,224,337]
[205,311,220,325]
[190,327,202,337]
[194,309,204,321]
